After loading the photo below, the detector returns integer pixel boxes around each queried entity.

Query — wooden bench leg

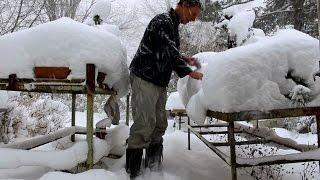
[71,93,76,142]
[86,64,95,169]
[228,121,237,180]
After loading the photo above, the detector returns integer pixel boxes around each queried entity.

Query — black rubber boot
[145,143,163,171]
[126,148,143,179]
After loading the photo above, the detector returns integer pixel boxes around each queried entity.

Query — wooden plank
[0,82,115,95]
[207,107,320,122]
[0,78,85,83]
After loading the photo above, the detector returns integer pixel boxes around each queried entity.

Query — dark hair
[178,0,202,8]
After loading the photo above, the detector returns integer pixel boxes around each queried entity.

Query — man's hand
[183,57,201,69]
[189,71,203,80]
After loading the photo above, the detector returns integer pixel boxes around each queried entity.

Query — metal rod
[199,130,242,135]
[228,121,237,180]
[126,93,130,126]
[71,93,76,142]
[237,158,320,168]
[86,64,95,169]
[191,123,229,128]
[187,124,230,165]
[179,115,182,130]
[188,117,191,150]
[211,139,271,147]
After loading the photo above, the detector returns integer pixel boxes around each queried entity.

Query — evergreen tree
[254,0,318,37]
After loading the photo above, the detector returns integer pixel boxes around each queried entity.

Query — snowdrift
[0,17,129,98]
[185,29,320,124]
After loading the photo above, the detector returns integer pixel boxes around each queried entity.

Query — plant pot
[34,67,71,79]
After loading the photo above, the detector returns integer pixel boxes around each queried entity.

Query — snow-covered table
[187,107,320,180]
[0,64,115,169]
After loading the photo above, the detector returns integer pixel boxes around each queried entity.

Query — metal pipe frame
[187,107,320,180]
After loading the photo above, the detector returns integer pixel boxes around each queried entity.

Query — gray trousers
[127,73,168,149]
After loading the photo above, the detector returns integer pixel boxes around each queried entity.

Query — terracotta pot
[34,67,71,79]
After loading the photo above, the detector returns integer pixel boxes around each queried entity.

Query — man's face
[180,5,201,24]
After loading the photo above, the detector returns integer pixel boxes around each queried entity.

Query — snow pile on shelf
[176,52,214,107]
[0,125,129,170]
[165,92,185,111]
[0,17,129,98]
[186,29,320,125]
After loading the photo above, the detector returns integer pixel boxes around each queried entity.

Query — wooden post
[86,64,95,169]
[188,116,191,150]
[7,74,17,90]
[228,121,237,180]
[71,93,76,142]
[126,93,130,126]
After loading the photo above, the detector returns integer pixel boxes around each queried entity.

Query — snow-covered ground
[1,112,320,180]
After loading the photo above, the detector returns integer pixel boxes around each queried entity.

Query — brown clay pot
[34,67,71,79]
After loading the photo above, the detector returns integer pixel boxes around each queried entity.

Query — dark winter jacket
[129,8,192,87]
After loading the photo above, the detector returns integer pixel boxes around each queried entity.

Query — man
[126,0,203,178]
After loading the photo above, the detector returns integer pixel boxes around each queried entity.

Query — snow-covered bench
[0,17,130,169]
[0,64,117,169]
[187,107,320,180]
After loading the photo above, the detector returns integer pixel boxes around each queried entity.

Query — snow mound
[39,169,127,180]
[187,29,320,124]
[165,92,185,111]
[0,17,129,98]
[227,10,255,46]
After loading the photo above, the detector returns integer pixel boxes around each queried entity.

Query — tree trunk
[292,0,305,31]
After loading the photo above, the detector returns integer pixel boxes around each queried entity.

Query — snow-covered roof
[0,17,129,98]
[187,29,320,124]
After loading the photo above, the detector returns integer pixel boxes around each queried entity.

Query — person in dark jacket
[126,0,203,178]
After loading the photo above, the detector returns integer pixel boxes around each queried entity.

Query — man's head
[176,0,202,24]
